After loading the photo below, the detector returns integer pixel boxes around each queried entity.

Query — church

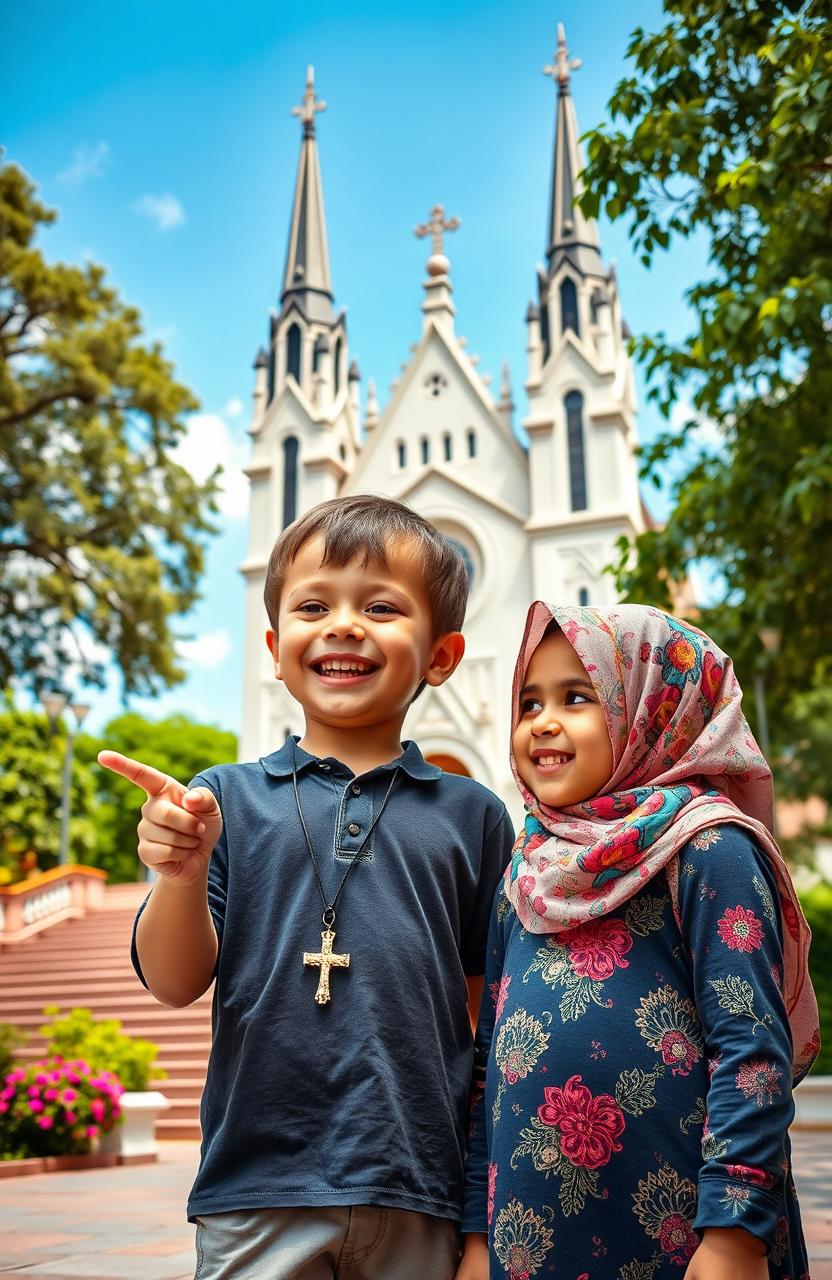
[239,24,646,820]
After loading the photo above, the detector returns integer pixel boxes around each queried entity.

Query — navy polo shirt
[131,737,514,1223]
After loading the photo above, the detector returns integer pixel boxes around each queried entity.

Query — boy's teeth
[319,659,372,674]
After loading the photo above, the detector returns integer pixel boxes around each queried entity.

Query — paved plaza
[0,1133,830,1278]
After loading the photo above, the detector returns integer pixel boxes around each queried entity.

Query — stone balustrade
[0,866,108,946]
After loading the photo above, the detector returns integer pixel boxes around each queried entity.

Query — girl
[459,603,818,1280]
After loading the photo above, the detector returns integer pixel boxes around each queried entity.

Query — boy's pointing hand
[97,751,223,886]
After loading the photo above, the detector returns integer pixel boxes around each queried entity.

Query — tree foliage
[0,161,220,698]
[578,0,832,796]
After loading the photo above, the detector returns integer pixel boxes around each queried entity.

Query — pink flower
[0,1102,8,1113]
[725,1164,775,1189]
[28,1098,44,1113]
[658,1213,697,1261]
[36,1115,54,1130]
[518,875,536,897]
[659,1029,700,1076]
[735,1059,782,1107]
[0,1086,14,1101]
[86,1125,99,1139]
[90,1098,106,1122]
[565,917,633,980]
[717,905,763,952]
[64,1110,77,1124]
[44,1088,58,1100]
[538,1074,625,1169]
[28,1085,41,1097]
[531,895,548,917]
[5,1068,25,1084]
[61,1088,78,1104]
[490,975,512,1023]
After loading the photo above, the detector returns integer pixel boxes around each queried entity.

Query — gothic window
[282,435,299,529]
[397,440,407,470]
[565,390,587,511]
[466,429,476,459]
[312,336,325,373]
[334,337,343,396]
[540,301,551,363]
[578,587,590,607]
[443,432,453,462]
[267,346,276,404]
[560,277,580,337]
[339,443,346,461]
[424,371,448,398]
[421,436,430,465]
[448,538,474,588]
[286,324,302,383]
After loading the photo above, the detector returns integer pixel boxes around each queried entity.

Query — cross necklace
[291,743,400,1006]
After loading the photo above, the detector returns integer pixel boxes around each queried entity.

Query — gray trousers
[194,1205,460,1280]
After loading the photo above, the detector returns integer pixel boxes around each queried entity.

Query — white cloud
[177,629,232,669]
[224,397,244,418]
[175,411,249,520]
[132,192,186,231]
[58,142,110,184]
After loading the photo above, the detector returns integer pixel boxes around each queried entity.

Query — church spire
[281,66,334,320]
[542,24,602,276]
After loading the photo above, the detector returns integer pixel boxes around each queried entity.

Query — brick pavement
[0,1132,829,1278]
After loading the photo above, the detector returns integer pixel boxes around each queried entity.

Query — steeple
[281,66,334,324]
[543,24,602,277]
[414,203,460,337]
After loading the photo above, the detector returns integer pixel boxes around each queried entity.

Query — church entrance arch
[425,753,471,778]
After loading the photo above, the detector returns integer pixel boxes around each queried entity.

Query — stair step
[0,993,213,1017]
[157,1118,202,1140]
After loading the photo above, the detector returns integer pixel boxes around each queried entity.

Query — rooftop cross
[292,65,327,137]
[543,23,582,95]
[414,203,461,257]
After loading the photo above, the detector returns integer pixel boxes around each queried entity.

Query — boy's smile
[266,535,464,769]
[513,629,613,808]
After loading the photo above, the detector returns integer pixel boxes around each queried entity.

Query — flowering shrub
[0,1056,123,1157]
[41,1006,164,1092]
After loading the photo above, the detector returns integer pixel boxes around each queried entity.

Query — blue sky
[5,0,709,739]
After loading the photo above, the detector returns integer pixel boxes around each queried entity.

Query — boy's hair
[264,494,469,638]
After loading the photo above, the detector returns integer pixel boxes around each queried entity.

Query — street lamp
[41,693,92,866]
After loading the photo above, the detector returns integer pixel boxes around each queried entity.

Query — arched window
[443,432,453,462]
[286,324,302,383]
[267,347,276,404]
[421,436,430,465]
[334,337,343,396]
[560,277,580,337]
[397,441,407,470]
[339,443,346,461]
[466,429,476,459]
[565,390,587,511]
[312,335,326,373]
[282,436,299,528]
[578,587,590,607]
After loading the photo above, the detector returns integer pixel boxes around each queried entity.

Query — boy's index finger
[96,751,183,800]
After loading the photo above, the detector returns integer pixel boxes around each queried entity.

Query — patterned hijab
[505,602,818,1079]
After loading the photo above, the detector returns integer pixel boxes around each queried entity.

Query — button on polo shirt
[131,736,514,1224]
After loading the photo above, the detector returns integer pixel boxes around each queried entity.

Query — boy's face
[513,630,614,809]
[267,535,462,741]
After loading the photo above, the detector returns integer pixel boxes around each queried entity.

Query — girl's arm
[677,824,795,1266]
[457,884,507,1277]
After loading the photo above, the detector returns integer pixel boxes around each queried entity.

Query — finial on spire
[543,23,582,95]
[292,65,327,136]
[414,203,461,261]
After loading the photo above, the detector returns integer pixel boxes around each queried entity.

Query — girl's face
[513,629,614,808]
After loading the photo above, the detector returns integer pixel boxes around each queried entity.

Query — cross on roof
[292,66,327,136]
[414,204,461,256]
[543,23,582,94]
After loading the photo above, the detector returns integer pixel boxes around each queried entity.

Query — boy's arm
[98,751,223,1008]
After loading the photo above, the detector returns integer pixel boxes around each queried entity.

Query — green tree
[76,711,237,882]
[0,691,96,876]
[578,0,832,795]
[0,161,220,699]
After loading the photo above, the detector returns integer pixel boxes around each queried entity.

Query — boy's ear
[265,629,283,682]
[424,630,465,688]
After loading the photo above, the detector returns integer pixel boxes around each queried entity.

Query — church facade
[239,26,646,820]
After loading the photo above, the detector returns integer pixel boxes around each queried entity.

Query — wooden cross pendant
[303,928,350,1005]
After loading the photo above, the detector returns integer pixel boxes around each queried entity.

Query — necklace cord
[291,742,401,925]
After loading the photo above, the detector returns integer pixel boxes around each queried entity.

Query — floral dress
[462,824,810,1280]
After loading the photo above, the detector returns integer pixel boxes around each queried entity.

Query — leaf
[615,1067,661,1116]
[709,975,756,1018]
[558,1159,597,1216]
[559,976,594,1022]
[625,894,666,936]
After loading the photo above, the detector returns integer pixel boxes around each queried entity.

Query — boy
[99,495,514,1280]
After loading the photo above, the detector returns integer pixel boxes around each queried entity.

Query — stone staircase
[0,882,210,1140]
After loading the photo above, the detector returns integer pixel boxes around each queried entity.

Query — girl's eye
[520,697,543,715]
[565,690,592,705]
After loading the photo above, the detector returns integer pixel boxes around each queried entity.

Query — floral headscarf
[505,602,818,1080]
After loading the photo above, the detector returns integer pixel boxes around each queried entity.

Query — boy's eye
[366,603,399,616]
[298,601,327,614]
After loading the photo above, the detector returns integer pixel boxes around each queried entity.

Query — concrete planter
[792,1074,832,1130]
[0,1152,119,1179]
[100,1090,170,1158]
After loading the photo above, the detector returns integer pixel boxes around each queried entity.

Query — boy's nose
[325,608,365,640]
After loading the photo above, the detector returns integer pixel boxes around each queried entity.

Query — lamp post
[41,693,92,866]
